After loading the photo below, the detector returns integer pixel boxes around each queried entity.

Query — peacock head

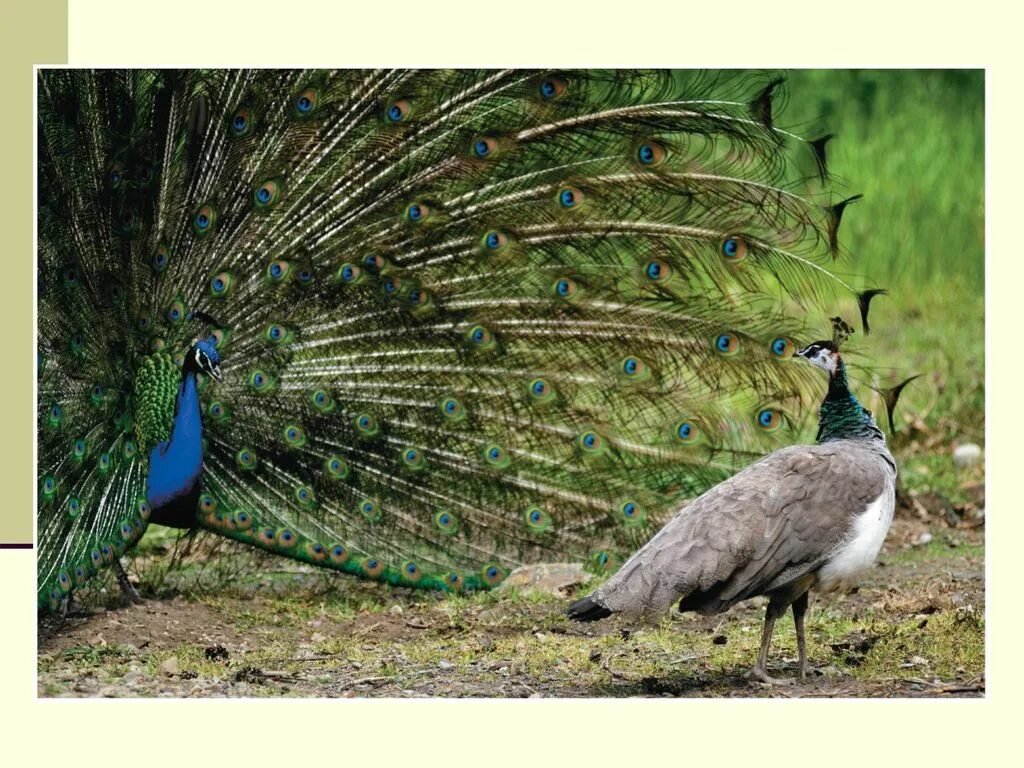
[796,340,840,375]
[185,338,222,381]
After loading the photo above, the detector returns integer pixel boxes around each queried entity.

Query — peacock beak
[209,364,222,382]
[795,346,812,359]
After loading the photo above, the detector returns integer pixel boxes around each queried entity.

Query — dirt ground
[38,497,985,698]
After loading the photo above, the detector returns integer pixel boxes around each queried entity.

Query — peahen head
[186,338,222,381]
[796,340,840,376]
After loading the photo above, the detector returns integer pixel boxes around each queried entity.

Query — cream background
[4,1,1019,764]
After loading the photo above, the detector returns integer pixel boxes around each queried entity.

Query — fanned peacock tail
[37,69,874,610]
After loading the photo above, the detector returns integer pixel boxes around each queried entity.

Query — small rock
[160,657,181,676]
[98,687,119,697]
[388,605,404,616]
[914,532,933,547]
[953,443,982,468]
[498,562,587,595]
[437,659,454,670]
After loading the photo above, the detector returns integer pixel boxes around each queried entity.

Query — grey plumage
[568,338,899,683]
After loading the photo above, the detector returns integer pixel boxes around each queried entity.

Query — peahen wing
[37,69,864,605]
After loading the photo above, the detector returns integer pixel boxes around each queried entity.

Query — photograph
[35,67,984,699]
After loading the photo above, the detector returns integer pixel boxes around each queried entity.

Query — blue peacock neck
[815,359,885,445]
[145,367,205,528]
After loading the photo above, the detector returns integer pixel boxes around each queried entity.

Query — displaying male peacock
[36,69,882,612]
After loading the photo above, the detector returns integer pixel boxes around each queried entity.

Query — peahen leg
[746,598,791,685]
[792,592,810,681]
[113,559,142,605]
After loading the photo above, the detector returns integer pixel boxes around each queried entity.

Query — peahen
[568,318,897,683]
[36,69,885,613]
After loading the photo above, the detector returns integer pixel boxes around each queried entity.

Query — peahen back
[37,69,871,610]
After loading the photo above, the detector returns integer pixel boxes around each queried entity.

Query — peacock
[36,69,886,613]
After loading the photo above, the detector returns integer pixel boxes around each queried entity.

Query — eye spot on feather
[481,563,505,586]
[446,572,464,591]
[293,87,320,118]
[69,331,85,357]
[193,204,216,236]
[66,496,80,520]
[57,571,72,594]
[306,542,327,562]
[483,443,511,469]
[257,528,277,546]
[619,355,649,382]
[123,441,137,461]
[714,333,740,356]
[166,298,186,324]
[439,396,466,420]
[359,499,381,522]
[552,277,578,300]
[355,412,380,437]
[636,140,667,167]
[47,403,63,428]
[402,561,422,582]
[283,424,307,448]
[557,186,583,209]
[619,499,646,527]
[277,528,299,548]
[756,408,784,432]
[386,99,412,123]
[267,259,291,282]
[674,420,701,445]
[41,475,57,498]
[233,511,253,530]
[295,486,316,508]
[152,243,170,273]
[405,202,431,224]
[577,429,606,456]
[229,106,253,137]
[481,230,508,253]
[527,377,555,403]
[592,550,618,572]
[721,236,749,263]
[249,369,275,393]
[524,506,552,533]
[253,179,282,208]
[471,136,497,159]
[329,544,349,565]
[644,258,672,283]
[434,510,459,535]
[769,337,796,359]
[326,455,349,479]
[401,446,426,471]
[361,558,385,578]
[538,75,567,101]
[337,263,363,284]
[311,389,335,413]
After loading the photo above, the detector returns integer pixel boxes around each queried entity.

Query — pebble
[160,657,181,676]
[498,563,587,595]
[437,659,454,670]
[953,443,982,468]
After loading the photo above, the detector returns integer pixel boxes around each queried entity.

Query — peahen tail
[37,69,875,610]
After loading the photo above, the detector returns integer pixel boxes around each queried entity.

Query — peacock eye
[721,236,749,263]
[538,75,567,101]
[636,140,667,167]
[386,99,412,123]
[714,333,740,356]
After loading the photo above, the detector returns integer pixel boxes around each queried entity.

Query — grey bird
[567,322,899,684]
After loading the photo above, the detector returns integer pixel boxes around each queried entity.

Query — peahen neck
[145,369,205,527]
[815,359,885,445]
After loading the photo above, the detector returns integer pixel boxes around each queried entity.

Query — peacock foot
[113,560,144,605]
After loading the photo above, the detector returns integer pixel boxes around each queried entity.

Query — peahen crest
[37,69,876,610]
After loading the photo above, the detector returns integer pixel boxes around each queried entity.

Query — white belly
[817,493,894,593]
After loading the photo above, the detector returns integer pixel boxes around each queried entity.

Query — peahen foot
[744,665,793,686]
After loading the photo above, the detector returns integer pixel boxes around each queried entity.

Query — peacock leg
[746,598,791,685]
[792,592,810,681]
[113,559,142,605]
